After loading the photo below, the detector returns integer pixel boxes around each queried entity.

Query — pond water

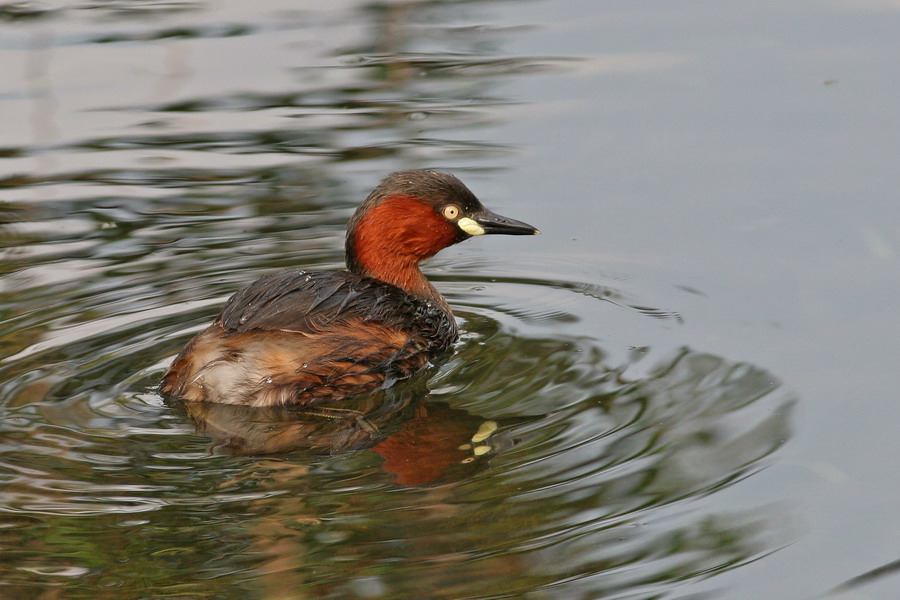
[2,0,899,599]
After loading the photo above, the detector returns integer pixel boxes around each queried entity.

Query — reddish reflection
[173,388,530,486]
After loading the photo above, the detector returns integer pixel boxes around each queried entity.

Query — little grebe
[160,170,539,407]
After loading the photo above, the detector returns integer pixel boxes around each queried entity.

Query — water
[2,1,899,599]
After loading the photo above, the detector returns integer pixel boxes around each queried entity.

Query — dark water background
[1,1,899,599]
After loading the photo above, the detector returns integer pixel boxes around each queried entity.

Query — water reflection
[176,330,791,501]
[163,335,793,598]
[179,389,523,486]
[0,0,797,597]
[0,277,792,597]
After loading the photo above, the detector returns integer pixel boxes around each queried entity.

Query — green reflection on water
[0,312,792,598]
[0,0,795,598]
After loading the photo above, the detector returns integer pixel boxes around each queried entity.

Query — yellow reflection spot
[457,443,472,451]
[471,420,497,443]
[473,445,491,456]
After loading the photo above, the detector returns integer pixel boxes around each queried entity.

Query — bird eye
[442,205,460,220]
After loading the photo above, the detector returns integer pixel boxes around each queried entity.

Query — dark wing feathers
[217,270,427,335]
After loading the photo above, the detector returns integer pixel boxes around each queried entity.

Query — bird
[160,170,539,407]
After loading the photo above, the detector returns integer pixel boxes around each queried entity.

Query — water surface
[2,0,899,599]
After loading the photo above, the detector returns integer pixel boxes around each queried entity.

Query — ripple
[0,274,792,598]
[0,2,794,595]
[0,277,792,593]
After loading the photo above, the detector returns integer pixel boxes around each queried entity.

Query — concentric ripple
[0,224,793,598]
[0,1,793,598]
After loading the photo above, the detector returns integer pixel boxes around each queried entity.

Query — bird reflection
[170,381,531,486]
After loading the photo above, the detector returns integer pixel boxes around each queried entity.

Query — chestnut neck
[346,195,458,312]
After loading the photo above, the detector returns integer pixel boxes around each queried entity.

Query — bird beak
[459,207,541,236]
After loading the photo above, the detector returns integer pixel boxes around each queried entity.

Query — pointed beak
[462,207,540,236]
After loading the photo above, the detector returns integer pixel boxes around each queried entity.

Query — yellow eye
[442,205,460,220]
